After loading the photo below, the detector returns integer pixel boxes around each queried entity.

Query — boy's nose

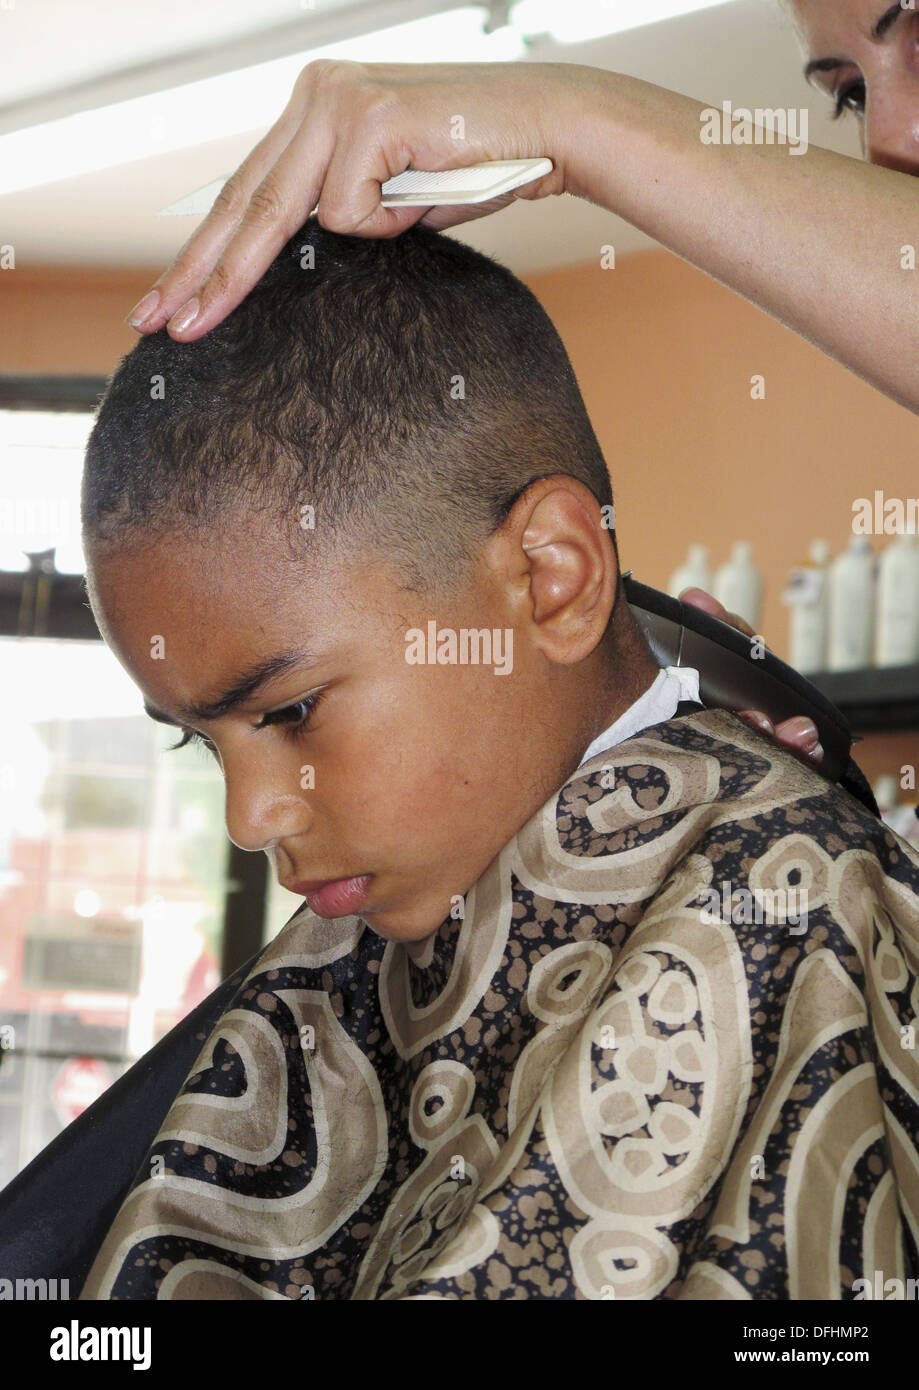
[222,760,314,853]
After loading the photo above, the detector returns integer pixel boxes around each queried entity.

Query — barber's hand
[126,59,586,341]
[679,588,824,769]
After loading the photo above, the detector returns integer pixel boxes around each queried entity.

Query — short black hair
[81,215,614,596]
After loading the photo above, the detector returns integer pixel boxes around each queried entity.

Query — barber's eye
[832,79,865,120]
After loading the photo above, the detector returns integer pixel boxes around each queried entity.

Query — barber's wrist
[555,65,710,225]
[528,63,616,202]
[555,66,662,201]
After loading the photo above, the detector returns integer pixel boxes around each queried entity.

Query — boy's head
[82,216,655,940]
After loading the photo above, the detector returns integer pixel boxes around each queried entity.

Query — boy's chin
[358,894,456,943]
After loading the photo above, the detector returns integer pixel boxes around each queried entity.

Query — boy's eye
[165,692,323,754]
[259,694,322,734]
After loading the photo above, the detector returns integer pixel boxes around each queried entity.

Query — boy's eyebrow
[804,2,905,79]
[143,649,316,726]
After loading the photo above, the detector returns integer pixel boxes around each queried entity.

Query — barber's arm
[126,60,919,413]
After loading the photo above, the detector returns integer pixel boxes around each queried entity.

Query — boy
[9,217,919,1299]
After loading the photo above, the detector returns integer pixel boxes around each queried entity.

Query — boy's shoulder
[563,707,917,889]
[538,706,919,959]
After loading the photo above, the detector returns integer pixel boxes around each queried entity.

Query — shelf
[808,665,919,734]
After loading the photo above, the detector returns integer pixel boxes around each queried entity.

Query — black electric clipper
[624,574,858,791]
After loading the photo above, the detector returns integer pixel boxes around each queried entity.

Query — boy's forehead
[86,518,408,610]
[86,522,331,620]
[84,529,336,689]
[82,527,435,718]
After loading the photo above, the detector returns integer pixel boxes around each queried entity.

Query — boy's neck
[590,611,662,747]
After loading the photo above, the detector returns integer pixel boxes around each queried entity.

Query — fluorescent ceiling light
[0,7,523,197]
[511,0,736,45]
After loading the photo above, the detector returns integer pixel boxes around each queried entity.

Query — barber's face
[787,0,919,171]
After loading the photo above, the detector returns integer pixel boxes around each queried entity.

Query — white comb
[378,157,553,205]
[156,157,553,216]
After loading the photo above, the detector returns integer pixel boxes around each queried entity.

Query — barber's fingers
[126,76,315,336]
[680,589,824,768]
[773,715,824,766]
[313,114,435,238]
[160,119,418,341]
[738,710,824,767]
[128,58,567,340]
[130,61,442,340]
[679,586,756,639]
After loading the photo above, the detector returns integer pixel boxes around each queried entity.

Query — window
[0,407,88,574]
[0,391,304,1188]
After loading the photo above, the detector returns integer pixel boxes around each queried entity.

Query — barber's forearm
[558,65,919,414]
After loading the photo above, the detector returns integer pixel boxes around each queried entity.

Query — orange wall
[2,250,917,788]
[0,267,149,373]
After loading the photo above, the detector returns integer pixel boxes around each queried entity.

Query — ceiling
[0,0,861,274]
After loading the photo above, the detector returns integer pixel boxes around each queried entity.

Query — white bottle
[828,536,875,671]
[876,525,919,667]
[783,539,831,673]
[873,774,899,821]
[872,774,919,847]
[668,543,713,599]
[713,541,763,630]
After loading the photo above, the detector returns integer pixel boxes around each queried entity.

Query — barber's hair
[82,215,614,596]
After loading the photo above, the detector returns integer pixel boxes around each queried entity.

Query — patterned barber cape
[80,709,919,1300]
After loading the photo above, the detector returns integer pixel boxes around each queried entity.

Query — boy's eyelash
[166,691,324,753]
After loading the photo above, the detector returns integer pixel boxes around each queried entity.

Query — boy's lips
[283,874,372,918]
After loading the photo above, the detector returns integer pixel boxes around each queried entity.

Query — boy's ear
[507,477,619,664]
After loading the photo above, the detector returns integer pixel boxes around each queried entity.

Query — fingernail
[784,715,819,746]
[167,297,199,334]
[807,742,824,765]
[126,289,159,326]
[740,711,773,735]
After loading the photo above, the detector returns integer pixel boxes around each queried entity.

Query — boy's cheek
[328,742,525,937]
[303,676,529,869]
